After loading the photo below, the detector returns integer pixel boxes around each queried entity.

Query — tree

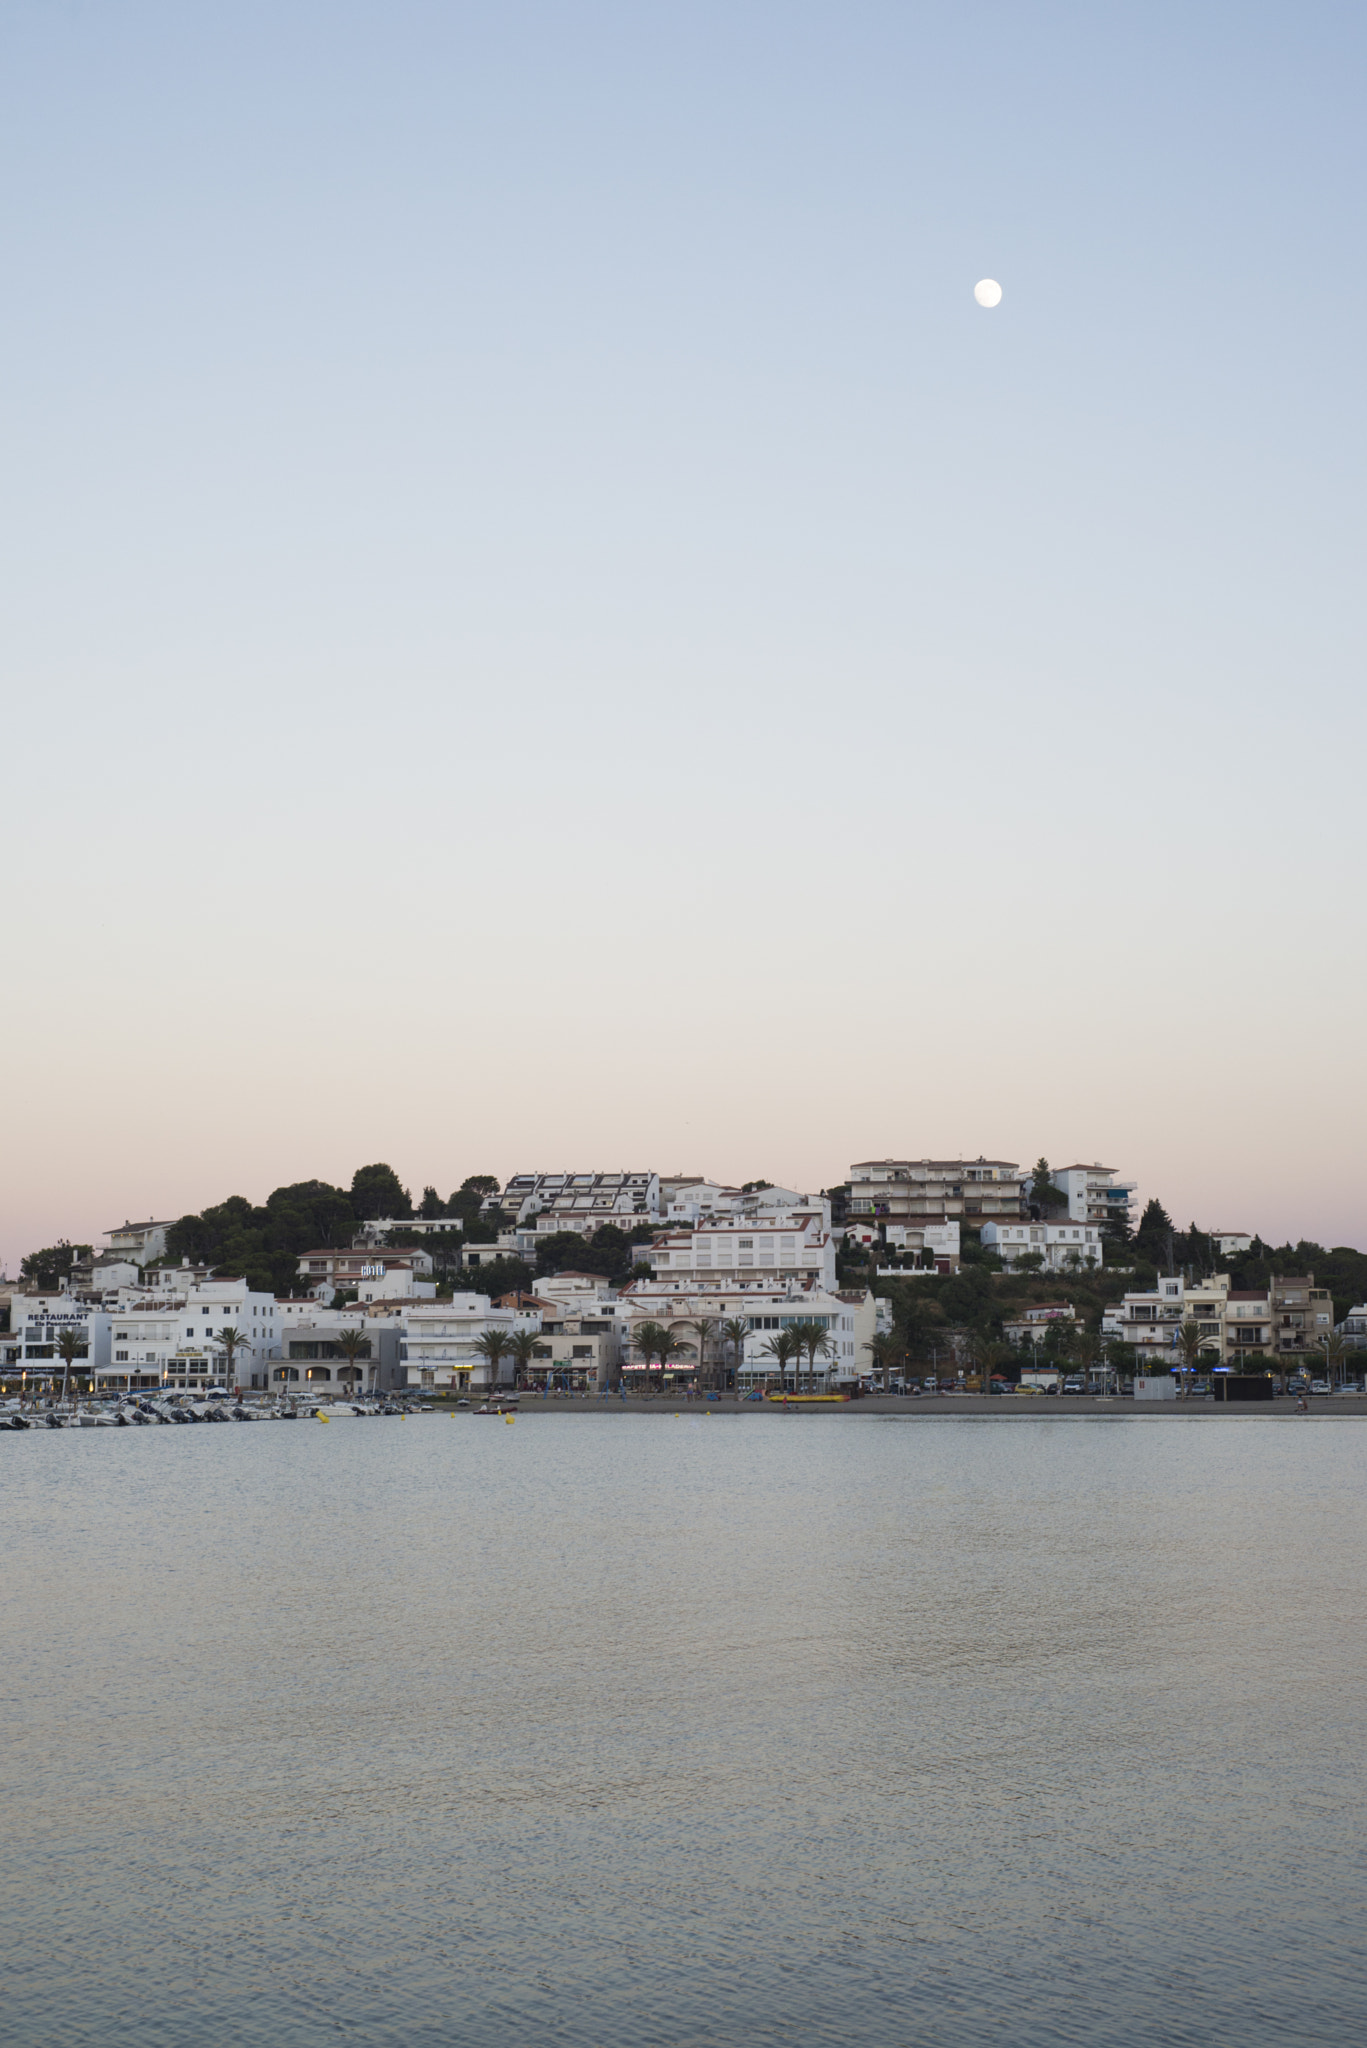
[508,1328,541,1388]
[789,1318,833,1392]
[631,1320,686,1391]
[418,1185,446,1220]
[214,1327,250,1392]
[456,1256,534,1300]
[762,1328,798,1392]
[472,1327,514,1395]
[351,1163,412,1221]
[1175,1319,1210,1400]
[20,1241,91,1290]
[56,1326,86,1406]
[1135,1199,1175,1269]
[335,1325,373,1393]
[862,1330,902,1392]
[1029,1160,1066,1215]
[720,1317,749,1393]
[685,1316,720,1391]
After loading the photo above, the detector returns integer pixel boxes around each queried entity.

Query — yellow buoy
[504,1413,515,1425]
[316,1413,330,1424]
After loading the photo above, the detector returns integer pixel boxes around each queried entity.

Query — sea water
[3,1411,1365,2045]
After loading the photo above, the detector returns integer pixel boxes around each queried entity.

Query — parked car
[1062,1376,1086,1395]
[1310,1379,1330,1394]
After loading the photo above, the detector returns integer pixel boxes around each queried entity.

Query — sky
[2,1,1365,1268]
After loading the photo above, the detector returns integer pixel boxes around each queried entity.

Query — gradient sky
[3,1,1365,1269]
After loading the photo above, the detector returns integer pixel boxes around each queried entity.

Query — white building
[980,1221,1103,1271]
[492,1172,660,1228]
[295,1247,435,1292]
[617,1278,869,1388]
[103,1218,174,1263]
[1212,1230,1254,1255]
[104,1278,281,1392]
[1046,1166,1136,1233]
[647,1206,837,1290]
[400,1294,526,1393]
[2,1298,112,1382]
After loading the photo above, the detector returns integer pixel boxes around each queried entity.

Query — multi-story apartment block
[103,1218,174,1263]
[1103,1272,1330,1370]
[2,1296,112,1381]
[493,1172,660,1229]
[400,1293,531,1393]
[271,1314,404,1395]
[980,1220,1103,1271]
[647,1206,837,1290]
[100,1278,282,1392]
[618,1277,870,1389]
[1046,1165,1136,1232]
[848,1158,1024,1225]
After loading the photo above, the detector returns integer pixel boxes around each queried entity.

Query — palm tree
[720,1317,749,1395]
[56,1326,85,1408]
[335,1325,372,1395]
[790,1318,833,1392]
[762,1328,797,1394]
[214,1326,251,1393]
[632,1321,686,1393]
[472,1327,513,1398]
[508,1327,541,1390]
[862,1330,901,1393]
[684,1316,720,1392]
[1175,1319,1208,1400]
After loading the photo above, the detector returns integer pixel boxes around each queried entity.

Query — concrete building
[647,1205,837,1290]
[491,1172,660,1228]
[848,1219,961,1273]
[400,1294,526,1393]
[1045,1166,1136,1233]
[104,1278,281,1391]
[1212,1231,1254,1256]
[617,1278,868,1389]
[270,1315,403,1395]
[1,1297,112,1384]
[848,1159,1025,1226]
[103,1219,174,1263]
[1001,1302,1078,1345]
[980,1220,1103,1271]
[295,1247,434,1294]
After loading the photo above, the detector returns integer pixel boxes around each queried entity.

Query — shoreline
[463,1394,1367,1419]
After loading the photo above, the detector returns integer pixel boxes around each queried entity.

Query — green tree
[458,1256,534,1299]
[56,1326,86,1406]
[508,1327,541,1388]
[335,1325,373,1393]
[418,1185,446,1220]
[762,1328,798,1391]
[214,1327,250,1392]
[1030,1160,1066,1213]
[685,1315,720,1390]
[631,1320,686,1391]
[1319,1328,1348,1396]
[20,1241,91,1290]
[1175,1319,1210,1399]
[720,1317,749,1391]
[862,1330,902,1391]
[351,1163,412,1221]
[472,1327,513,1395]
[1134,1199,1175,1269]
[789,1318,834,1392]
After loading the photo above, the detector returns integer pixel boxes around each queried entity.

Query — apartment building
[848,1158,1024,1224]
[1047,1166,1136,1232]
[618,1278,870,1387]
[1103,1273,1328,1369]
[272,1315,403,1394]
[296,1247,435,1293]
[2,1297,112,1380]
[103,1219,174,1263]
[1269,1275,1333,1352]
[1002,1302,1077,1345]
[647,1206,837,1290]
[400,1294,532,1392]
[980,1220,1103,1271]
[103,1278,281,1391]
[847,1219,960,1272]
[491,1172,660,1227]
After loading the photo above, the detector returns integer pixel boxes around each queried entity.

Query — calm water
[3,1411,1366,2046]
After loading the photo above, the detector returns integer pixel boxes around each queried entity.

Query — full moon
[974,278,1003,308]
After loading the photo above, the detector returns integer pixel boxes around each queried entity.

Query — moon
[974,278,1003,308]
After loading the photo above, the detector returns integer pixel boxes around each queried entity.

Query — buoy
[316,1413,330,1424]
[504,1414,515,1425]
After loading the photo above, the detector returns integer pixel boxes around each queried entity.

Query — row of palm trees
[460,1315,840,1396]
